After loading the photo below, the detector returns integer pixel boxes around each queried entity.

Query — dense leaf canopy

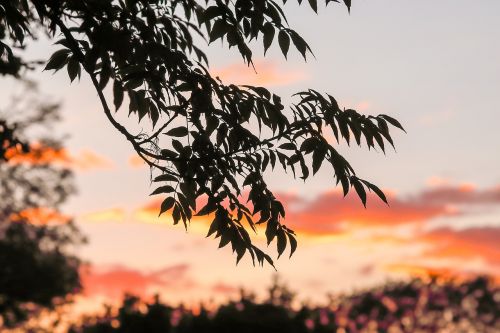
[0,0,404,266]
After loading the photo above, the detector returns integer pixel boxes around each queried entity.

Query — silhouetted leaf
[154,174,178,183]
[277,229,287,258]
[150,185,175,195]
[262,22,275,54]
[312,147,326,175]
[352,178,367,207]
[308,0,318,13]
[67,56,80,82]
[159,197,175,215]
[288,233,297,258]
[165,126,188,137]
[278,30,290,58]
[113,81,124,110]
[381,114,406,132]
[44,49,70,71]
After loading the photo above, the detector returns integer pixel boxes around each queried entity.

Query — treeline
[69,276,500,333]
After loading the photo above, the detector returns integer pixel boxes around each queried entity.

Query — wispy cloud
[211,282,239,295]
[413,184,500,206]
[83,208,126,223]
[5,144,113,171]
[128,154,146,169]
[72,149,114,171]
[211,59,307,87]
[418,109,455,127]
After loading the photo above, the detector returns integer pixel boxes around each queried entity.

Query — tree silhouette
[0,83,84,328]
[1,0,405,265]
[70,275,500,333]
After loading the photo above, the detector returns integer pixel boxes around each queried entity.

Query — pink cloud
[80,264,193,300]
[211,282,239,295]
[282,184,500,235]
[211,60,307,87]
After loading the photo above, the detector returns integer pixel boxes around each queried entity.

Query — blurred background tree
[0,82,85,329]
[70,275,500,333]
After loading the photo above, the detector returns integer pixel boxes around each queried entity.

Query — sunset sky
[2,0,500,312]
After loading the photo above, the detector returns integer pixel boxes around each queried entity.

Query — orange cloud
[385,263,474,281]
[283,190,448,235]
[420,227,500,266]
[128,154,146,169]
[131,184,500,239]
[383,226,500,279]
[80,264,193,300]
[5,143,71,165]
[5,144,113,171]
[10,207,71,225]
[211,60,306,87]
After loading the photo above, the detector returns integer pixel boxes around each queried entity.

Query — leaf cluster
[0,0,404,266]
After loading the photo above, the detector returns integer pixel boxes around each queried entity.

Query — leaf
[172,204,181,225]
[235,242,246,265]
[300,137,317,153]
[279,142,295,150]
[218,232,231,248]
[201,6,223,23]
[206,216,220,237]
[278,30,290,58]
[308,0,318,13]
[290,31,309,59]
[45,49,70,71]
[154,174,178,183]
[209,19,228,43]
[67,56,80,82]
[196,201,218,216]
[352,178,367,207]
[362,180,388,204]
[262,22,275,55]
[151,107,160,128]
[172,139,184,153]
[150,185,175,195]
[265,221,277,245]
[381,114,406,132]
[343,0,351,12]
[312,147,326,175]
[159,197,175,216]
[288,233,297,258]
[277,229,287,258]
[161,149,178,159]
[165,126,188,137]
[113,80,124,110]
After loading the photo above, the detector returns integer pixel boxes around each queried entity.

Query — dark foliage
[1,0,404,264]
[0,84,84,328]
[71,275,500,333]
